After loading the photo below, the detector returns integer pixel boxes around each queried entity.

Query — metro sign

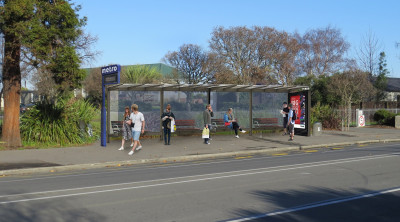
[101,64,120,75]
[101,64,120,85]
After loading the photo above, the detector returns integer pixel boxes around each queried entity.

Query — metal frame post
[207,88,211,104]
[160,90,164,140]
[249,90,253,136]
[101,75,106,146]
[106,87,111,143]
[307,89,311,137]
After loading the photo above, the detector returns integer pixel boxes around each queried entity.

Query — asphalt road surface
[0,142,399,222]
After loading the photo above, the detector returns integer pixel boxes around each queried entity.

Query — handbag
[202,127,209,138]
[130,114,136,128]
[126,119,134,128]
[171,120,176,133]
[224,122,231,127]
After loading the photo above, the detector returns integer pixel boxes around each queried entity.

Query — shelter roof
[107,83,309,93]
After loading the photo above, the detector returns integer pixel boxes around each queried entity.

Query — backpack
[292,110,297,120]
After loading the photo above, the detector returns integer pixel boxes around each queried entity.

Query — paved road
[0,143,399,222]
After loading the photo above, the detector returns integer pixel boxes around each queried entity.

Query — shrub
[311,103,341,129]
[20,98,99,145]
[373,109,396,126]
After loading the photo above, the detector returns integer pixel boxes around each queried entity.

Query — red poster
[290,95,301,124]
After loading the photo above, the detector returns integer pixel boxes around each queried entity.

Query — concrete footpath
[0,127,399,176]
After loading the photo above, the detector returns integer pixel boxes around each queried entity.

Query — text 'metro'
[101,65,119,75]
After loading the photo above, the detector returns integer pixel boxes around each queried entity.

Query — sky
[75,0,400,78]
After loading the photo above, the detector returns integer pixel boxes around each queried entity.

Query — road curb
[1,139,399,176]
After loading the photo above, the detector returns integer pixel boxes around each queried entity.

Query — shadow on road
[223,186,400,222]
[0,194,107,222]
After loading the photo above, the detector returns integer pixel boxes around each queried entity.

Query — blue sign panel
[101,64,120,85]
[101,64,120,75]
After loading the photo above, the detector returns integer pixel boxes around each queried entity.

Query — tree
[209,26,263,84]
[209,26,301,85]
[374,51,389,101]
[0,0,88,147]
[328,70,375,130]
[297,26,350,76]
[0,34,3,110]
[83,67,102,107]
[163,44,212,84]
[356,30,382,77]
[294,75,340,107]
[258,27,300,86]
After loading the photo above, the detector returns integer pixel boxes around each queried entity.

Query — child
[202,124,210,145]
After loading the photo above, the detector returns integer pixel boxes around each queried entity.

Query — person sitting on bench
[224,108,246,138]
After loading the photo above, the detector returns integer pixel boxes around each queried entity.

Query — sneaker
[207,142,211,145]
[130,143,134,147]
[118,147,124,151]
[235,135,239,138]
[240,130,246,133]
[288,138,293,141]
[128,150,134,155]
[136,145,142,151]
[282,132,287,136]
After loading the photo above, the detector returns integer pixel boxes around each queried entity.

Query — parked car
[20,103,35,113]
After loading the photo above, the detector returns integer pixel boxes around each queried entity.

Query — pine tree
[374,51,389,101]
[0,0,87,147]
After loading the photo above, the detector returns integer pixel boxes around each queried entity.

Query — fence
[336,108,400,126]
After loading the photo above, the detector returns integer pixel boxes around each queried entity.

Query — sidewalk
[0,127,399,175]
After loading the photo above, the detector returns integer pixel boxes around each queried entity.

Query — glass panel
[252,92,287,128]
[109,91,161,134]
[163,91,208,129]
[211,92,250,128]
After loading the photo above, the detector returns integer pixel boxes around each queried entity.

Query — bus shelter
[105,84,310,143]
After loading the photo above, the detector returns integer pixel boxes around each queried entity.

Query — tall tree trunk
[2,32,22,147]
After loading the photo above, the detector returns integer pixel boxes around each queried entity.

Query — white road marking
[226,186,400,222]
[0,153,398,205]
[1,142,398,184]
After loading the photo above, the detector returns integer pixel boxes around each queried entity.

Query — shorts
[288,123,294,133]
[283,117,288,128]
[132,130,141,141]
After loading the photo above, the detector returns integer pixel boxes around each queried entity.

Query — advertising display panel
[289,92,308,136]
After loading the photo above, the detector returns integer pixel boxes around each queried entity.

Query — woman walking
[118,106,133,150]
[224,108,246,138]
[161,104,175,145]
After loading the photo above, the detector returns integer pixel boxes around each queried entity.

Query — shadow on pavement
[0,162,62,171]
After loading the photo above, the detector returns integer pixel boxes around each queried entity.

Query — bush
[20,98,99,145]
[311,103,341,129]
[373,109,396,126]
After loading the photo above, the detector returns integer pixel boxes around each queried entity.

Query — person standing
[203,104,214,144]
[224,108,246,138]
[118,106,133,151]
[128,104,145,155]
[282,102,289,135]
[287,103,295,141]
[161,104,175,145]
